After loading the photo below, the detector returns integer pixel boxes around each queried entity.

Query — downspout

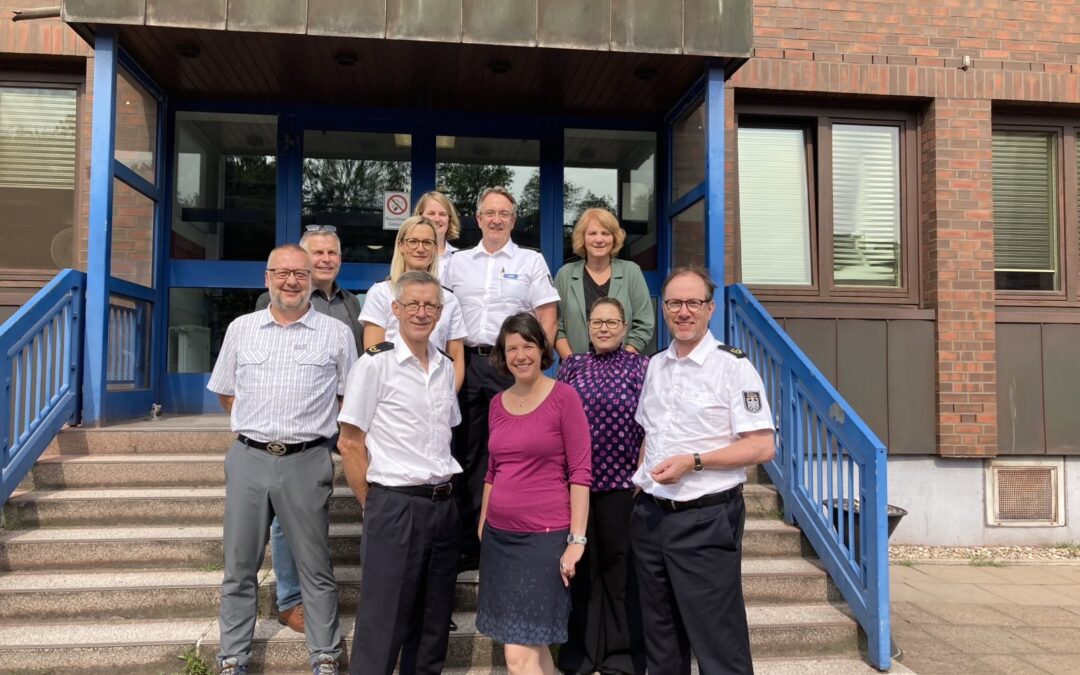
[11,7,62,21]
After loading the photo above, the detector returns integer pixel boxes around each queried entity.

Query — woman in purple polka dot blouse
[556,296,649,675]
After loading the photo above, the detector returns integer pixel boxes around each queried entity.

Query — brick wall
[728,0,1080,456]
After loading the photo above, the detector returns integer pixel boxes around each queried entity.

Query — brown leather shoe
[277,604,305,633]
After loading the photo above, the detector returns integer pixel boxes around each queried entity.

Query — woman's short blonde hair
[389,216,440,283]
[414,191,461,241]
[571,208,626,259]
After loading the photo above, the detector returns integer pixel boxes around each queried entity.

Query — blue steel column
[82,28,119,425]
[704,66,726,333]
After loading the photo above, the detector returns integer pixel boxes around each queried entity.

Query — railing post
[83,28,118,425]
[866,445,892,670]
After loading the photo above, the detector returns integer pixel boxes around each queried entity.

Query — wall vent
[985,459,1065,527]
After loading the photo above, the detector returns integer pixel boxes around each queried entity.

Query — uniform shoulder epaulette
[364,341,394,356]
[717,344,747,358]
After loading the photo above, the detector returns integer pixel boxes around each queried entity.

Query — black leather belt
[237,435,327,456]
[465,345,495,356]
[372,481,454,500]
[650,484,743,512]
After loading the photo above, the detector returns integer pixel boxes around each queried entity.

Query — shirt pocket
[293,350,335,391]
[236,349,271,391]
[498,272,531,305]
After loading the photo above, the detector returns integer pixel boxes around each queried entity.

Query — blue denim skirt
[476,523,571,645]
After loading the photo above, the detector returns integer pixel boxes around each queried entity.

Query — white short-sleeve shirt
[633,331,775,501]
[207,307,357,443]
[438,242,458,281]
[338,336,462,486]
[444,240,560,347]
[358,280,468,348]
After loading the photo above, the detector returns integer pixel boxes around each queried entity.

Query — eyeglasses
[588,319,624,330]
[479,209,514,219]
[663,298,709,313]
[305,224,337,233]
[266,268,312,281]
[401,237,437,251]
[396,301,443,315]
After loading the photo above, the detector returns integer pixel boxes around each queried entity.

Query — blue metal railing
[0,270,86,508]
[726,284,891,671]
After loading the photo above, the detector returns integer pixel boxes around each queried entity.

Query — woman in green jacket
[554,208,655,357]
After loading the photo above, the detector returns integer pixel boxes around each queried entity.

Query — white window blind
[832,124,901,287]
[0,87,77,189]
[737,127,812,285]
[992,130,1058,274]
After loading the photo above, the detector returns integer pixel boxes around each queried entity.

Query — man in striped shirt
[208,244,357,675]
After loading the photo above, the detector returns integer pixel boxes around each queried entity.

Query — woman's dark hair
[492,312,554,375]
[588,296,626,322]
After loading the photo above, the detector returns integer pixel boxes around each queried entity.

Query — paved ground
[891,561,1080,674]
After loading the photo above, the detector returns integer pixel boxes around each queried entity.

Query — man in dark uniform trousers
[253,224,361,634]
[338,270,463,675]
[443,186,560,570]
[209,244,356,675]
[629,267,777,675]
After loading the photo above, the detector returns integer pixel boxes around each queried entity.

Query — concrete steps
[0,604,858,673]
[0,423,871,673]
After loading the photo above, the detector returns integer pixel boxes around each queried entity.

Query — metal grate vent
[995,467,1055,521]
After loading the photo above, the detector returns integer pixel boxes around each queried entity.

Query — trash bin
[829,499,908,565]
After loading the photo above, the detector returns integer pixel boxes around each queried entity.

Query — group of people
[207,186,777,675]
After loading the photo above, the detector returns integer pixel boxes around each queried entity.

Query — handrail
[726,284,891,671]
[0,269,86,508]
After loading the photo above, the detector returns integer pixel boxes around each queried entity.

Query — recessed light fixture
[333,50,359,67]
[175,43,200,59]
[488,60,511,75]
[634,66,657,81]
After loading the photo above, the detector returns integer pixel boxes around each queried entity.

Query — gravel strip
[891,544,1080,562]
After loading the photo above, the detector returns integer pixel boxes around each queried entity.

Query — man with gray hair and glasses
[255,224,362,634]
[444,186,560,572]
[338,270,463,675]
[209,244,357,675]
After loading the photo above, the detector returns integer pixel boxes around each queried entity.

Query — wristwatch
[692,452,704,472]
[567,533,587,545]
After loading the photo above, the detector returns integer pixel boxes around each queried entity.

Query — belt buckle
[653,495,677,512]
[431,483,452,499]
[265,441,287,456]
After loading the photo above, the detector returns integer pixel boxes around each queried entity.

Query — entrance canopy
[62,0,751,116]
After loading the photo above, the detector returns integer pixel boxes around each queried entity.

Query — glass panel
[0,87,76,270]
[832,124,902,287]
[435,136,541,250]
[303,130,411,264]
[111,178,155,287]
[107,295,151,389]
[671,200,706,269]
[738,127,812,285]
[671,101,705,201]
[168,288,263,373]
[563,129,657,271]
[172,112,277,261]
[993,129,1058,291]
[115,68,157,183]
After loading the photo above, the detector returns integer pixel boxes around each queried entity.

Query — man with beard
[255,225,361,633]
[209,244,356,675]
[338,270,463,675]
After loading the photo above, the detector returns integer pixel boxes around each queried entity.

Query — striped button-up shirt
[208,306,357,443]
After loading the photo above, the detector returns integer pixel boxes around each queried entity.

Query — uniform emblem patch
[743,391,762,413]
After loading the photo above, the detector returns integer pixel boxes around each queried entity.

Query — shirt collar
[470,239,517,259]
[312,283,343,301]
[664,330,718,365]
[259,304,316,328]
[392,333,444,368]
[444,242,459,254]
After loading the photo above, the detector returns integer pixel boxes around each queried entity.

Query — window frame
[992,116,1080,307]
[0,72,84,279]
[734,104,920,305]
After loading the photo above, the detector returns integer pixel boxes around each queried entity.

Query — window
[735,107,917,302]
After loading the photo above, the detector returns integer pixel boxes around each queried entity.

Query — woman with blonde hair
[359,215,467,390]
[554,208,654,358]
[415,190,462,280]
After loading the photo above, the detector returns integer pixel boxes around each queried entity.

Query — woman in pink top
[476,313,592,675]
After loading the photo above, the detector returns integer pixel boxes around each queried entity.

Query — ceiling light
[333,50,359,67]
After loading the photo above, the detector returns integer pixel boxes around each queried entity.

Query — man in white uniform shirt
[630,267,776,675]
[338,270,463,675]
[443,186,560,570]
[208,244,356,675]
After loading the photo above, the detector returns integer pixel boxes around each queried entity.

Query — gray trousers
[218,440,341,667]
